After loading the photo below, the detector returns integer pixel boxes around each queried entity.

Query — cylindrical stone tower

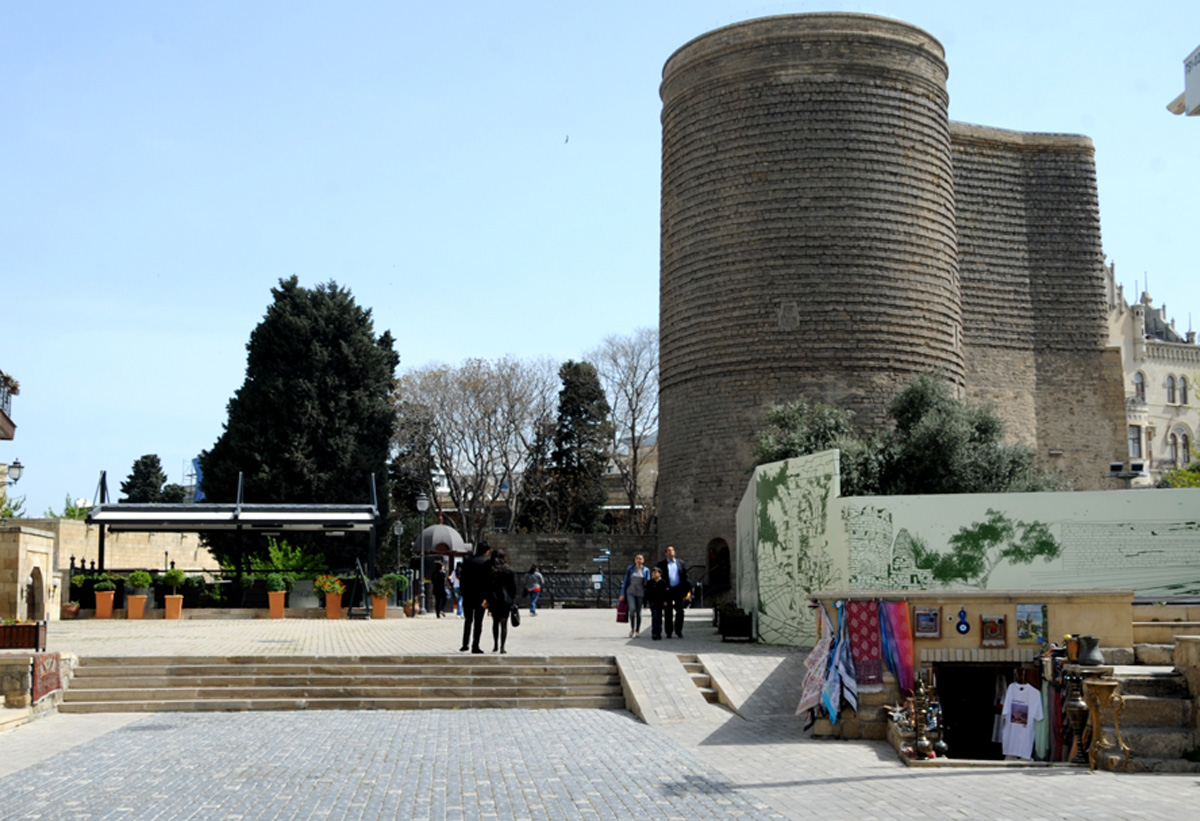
[658,14,962,568]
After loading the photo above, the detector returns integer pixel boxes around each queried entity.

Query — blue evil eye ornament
[955,607,970,635]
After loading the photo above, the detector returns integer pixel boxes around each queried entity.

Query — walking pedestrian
[449,562,463,617]
[431,561,447,618]
[459,541,491,653]
[524,564,544,615]
[645,567,668,640]
[619,554,650,638]
[656,545,690,638]
[487,549,518,654]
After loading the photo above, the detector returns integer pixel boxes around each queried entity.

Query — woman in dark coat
[487,549,518,653]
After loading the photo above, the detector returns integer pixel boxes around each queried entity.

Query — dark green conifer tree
[550,360,612,532]
[120,454,169,503]
[199,277,399,570]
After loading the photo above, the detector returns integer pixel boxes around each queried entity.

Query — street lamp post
[416,493,430,614]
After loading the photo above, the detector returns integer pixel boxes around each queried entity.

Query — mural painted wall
[739,451,1200,646]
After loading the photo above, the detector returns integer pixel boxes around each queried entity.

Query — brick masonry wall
[658,14,962,566]
[657,13,1127,568]
[486,532,660,577]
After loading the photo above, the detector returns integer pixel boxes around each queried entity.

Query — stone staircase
[678,654,719,704]
[1102,668,1199,773]
[59,655,626,713]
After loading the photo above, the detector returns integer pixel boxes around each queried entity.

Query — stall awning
[86,503,378,533]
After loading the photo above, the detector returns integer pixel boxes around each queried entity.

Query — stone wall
[20,518,218,573]
[486,533,660,578]
[658,13,1128,571]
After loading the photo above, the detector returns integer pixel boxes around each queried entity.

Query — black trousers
[462,603,486,649]
[649,604,663,638]
[434,589,447,617]
[663,587,687,637]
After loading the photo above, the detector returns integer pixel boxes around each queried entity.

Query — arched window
[1169,433,1179,465]
[1167,375,1177,404]
[1182,378,1189,406]
[1134,372,1146,402]
[1183,434,1192,465]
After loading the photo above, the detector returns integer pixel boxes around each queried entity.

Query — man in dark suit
[656,545,689,638]
[459,541,492,653]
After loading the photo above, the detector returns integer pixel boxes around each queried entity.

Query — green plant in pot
[163,568,187,620]
[126,570,154,619]
[93,575,117,619]
[265,572,289,618]
[383,573,409,603]
[265,573,288,593]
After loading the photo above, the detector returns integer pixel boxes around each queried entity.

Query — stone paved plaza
[2,609,1198,819]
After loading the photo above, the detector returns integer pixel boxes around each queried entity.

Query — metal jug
[1077,635,1104,666]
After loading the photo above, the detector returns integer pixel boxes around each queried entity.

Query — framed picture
[981,614,1007,647]
[913,605,941,638]
[1016,603,1048,645]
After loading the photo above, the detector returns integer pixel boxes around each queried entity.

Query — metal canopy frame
[83,471,382,577]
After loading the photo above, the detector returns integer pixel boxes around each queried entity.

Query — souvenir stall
[803,589,1134,765]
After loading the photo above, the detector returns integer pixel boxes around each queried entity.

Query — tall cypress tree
[550,360,612,533]
[120,454,169,503]
[199,277,399,569]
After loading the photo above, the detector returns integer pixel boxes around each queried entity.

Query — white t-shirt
[1001,682,1044,760]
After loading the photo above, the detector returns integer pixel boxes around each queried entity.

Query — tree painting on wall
[911,509,1062,589]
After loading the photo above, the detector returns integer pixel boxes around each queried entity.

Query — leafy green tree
[1,493,25,518]
[120,454,169,502]
[44,494,89,519]
[1159,448,1200,488]
[198,277,399,570]
[752,373,1064,496]
[161,483,188,503]
[911,509,1061,588]
[549,360,612,532]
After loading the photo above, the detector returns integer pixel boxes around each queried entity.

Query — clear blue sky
[3,1,1197,516]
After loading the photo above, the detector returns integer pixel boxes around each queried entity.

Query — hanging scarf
[879,601,915,693]
[823,600,858,717]
[846,600,884,692]
[797,602,834,716]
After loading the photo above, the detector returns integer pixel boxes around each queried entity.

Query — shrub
[265,573,288,593]
[314,575,346,596]
[93,576,117,592]
[127,570,153,590]
[369,578,394,598]
[163,568,186,595]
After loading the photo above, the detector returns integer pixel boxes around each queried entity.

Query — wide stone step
[64,683,622,702]
[1116,694,1195,728]
[58,695,629,713]
[76,654,608,667]
[75,661,616,676]
[1113,755,1200,774]
[1116,672,1190,699]
[68,673,620,690]
[1133,643,1175,666]
[1116,727,1198,759]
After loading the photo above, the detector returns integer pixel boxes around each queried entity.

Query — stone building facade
[1106,266,1199,485]
[658,14,1126,576]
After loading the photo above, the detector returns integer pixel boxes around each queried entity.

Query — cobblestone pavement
[3,610,1199,819]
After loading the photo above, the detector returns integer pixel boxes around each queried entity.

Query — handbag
[510,606,521,628]
[616,600,629,623]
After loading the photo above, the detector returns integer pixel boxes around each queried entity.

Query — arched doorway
[27,566,45,621]
[706,538,731,591]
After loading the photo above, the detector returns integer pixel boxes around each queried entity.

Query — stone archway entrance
[27,566,45,620]
[706,538,731,590]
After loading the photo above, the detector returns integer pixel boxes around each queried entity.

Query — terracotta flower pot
[268,590,286,619]
[164,594,184,620]
[126,594,147,620]
[95,590,115,619]
[325,592,343,619]
[61,602,81,620]
[371,595,388,620]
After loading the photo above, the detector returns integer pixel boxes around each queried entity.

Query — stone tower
[658,14,963,566]
[657,13,1125,573]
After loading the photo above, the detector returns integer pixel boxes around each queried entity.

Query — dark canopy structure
[85,503,381,575]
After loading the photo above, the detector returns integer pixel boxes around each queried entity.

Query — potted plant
[163,568,187,620]
[314,575,346,619]
[125,570,153,620]
[93,576,117,619]
[717,603,755,642]
[369,577,394,620]
[0,618,47,651]
[61,601,81,620]
[265,573,289,619]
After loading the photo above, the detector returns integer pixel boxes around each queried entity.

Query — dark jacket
[644,577,669,607]
[656,557,689,594]
[459,554,491,606]
[488,563,518,617]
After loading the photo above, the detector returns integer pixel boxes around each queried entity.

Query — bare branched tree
[394,357,557,544]
[588,327,659,533]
